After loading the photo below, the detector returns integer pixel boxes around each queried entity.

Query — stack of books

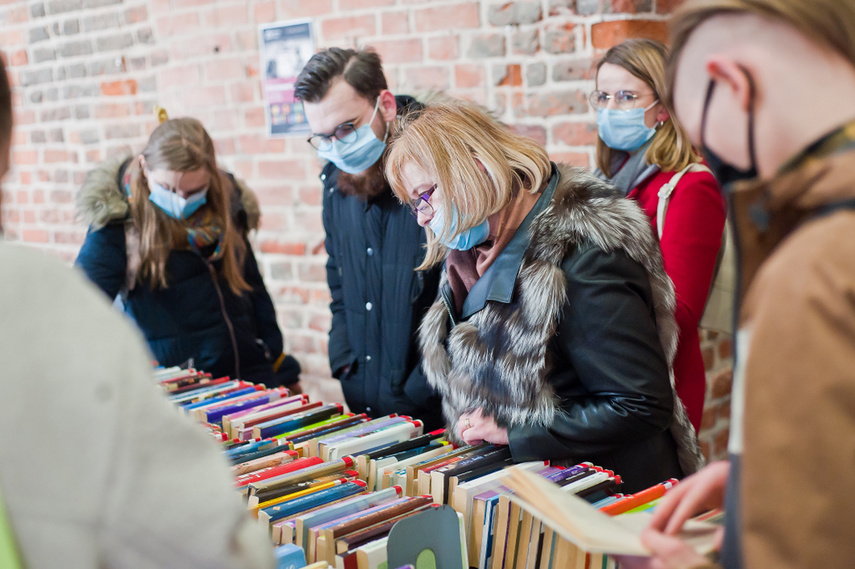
[155,367,720,569]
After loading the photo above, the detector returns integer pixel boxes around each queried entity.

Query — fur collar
[75,155,261,232]
[420,163,703,474]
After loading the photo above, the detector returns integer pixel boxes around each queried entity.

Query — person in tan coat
[617,0,855,568]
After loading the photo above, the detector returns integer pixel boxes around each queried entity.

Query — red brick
[702,346,714,370]
[253,1,275,22]
[298,262,327,283]
[173,0,210,8]
[95,104,131,119]
[321,15,376,40]
[53,231,85,245]
[403,65,450,91]
[292,210,323,233]
[4,6,28,24]
[548,151,591,168]
[178,33,232,59]
[214,138,235,156]
[231,82,257,104]
[22,229,49,243]
[700,406,716,431]
[276,0,334,18]
[496,64,523,87]
[279,286,311,304]
[712,428,730,458]
[50,190,73,203]
[205,4,249,27]
[309,312,332,332]
[14,109,36,125]
[9,50,27,66]
[259,240,307,255]
[16,191,29,204]
[155,12,200,38]
[239,134,286,155]
[125,5,149,23]
[553,121,598,146]
[382,11,409,35]
[245,107,267,128]
[184,86,226,108]
[428,36,459,61]
[656,0,685,13]
[521,90,587,117]
[254,186,295,207]
[368,39,423,64]
[299,185,323,206]
[717,337,732,360]
[414,3,479,32]
[591,19,668,50]
[711,368,733,399]
[44,150,69,163]
[12,150,38,165]
[204,58,246,82]
[455,64,484,89]
[159,64,201,88]
[258,160,306,180]
[340,0,395,8]
[101,80,138,96]
[508,124,546,146]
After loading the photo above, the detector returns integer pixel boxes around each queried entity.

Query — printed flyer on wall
[259,19,315,137]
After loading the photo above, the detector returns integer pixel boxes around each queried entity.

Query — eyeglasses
[408,184,436,218]
[307,122,359,151]
[588,90,655,110]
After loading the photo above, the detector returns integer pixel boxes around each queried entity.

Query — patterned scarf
[186,208,225,261]
[123,172,225,262]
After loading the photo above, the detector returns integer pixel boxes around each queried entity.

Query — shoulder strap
[656,163,712,239]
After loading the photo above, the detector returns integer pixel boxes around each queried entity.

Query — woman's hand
[457,408,509,446]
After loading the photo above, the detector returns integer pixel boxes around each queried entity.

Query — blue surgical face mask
[428,204,489,251]
[596,100,659,152]
[148,181,208,219]
[317,98,388,174]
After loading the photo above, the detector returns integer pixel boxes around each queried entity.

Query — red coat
[626,168,725,432]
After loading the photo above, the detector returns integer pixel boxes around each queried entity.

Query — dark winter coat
[420,163,704,493]
[74,156,298,386]
[321,96,443,429]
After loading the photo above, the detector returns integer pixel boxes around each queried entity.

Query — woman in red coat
[592,39,725,433]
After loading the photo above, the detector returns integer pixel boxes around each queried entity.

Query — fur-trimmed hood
[420,163,704,475]
[75,155,261,232]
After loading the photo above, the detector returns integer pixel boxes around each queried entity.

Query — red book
[234,455,324,488]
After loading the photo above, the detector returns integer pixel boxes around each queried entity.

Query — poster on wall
[259,18,315,137]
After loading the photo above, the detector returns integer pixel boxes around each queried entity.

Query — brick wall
[0,0,733,461]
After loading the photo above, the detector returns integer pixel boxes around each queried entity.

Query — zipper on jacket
[206,261,241,379]
[440,283,458,327]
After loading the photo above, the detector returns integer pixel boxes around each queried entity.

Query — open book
[503,468,719,556]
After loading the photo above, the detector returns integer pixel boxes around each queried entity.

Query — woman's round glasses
[588,90,654,111]
[408,184,436,218]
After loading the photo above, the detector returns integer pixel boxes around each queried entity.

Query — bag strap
[656,163,712,239]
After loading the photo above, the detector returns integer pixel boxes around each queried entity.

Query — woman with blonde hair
[385,99,704,493]
[593,38,725,432]
[75,117,301,389]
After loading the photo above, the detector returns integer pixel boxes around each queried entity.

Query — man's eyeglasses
[307,122,359,151]
[408,184,436,218]
[588,90,655,111]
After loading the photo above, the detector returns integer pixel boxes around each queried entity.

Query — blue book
[255,404,342,438]
[274,543,306,569]
[179,386,257,410]
[260,481,367,524]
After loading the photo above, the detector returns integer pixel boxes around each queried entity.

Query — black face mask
[699,72,758,188]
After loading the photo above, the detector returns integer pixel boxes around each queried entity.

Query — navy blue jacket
[321,99,443,429]
[75,163,294,385]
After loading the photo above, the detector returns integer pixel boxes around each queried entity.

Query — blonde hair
[595,39,699,177]
[130,117,249,294]
[667,0,855,101]
[385,99,552,270]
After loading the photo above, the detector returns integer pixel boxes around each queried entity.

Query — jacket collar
[456,163,560,320]
[730,119,855,298]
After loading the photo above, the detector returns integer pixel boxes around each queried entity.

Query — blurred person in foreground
[0,53,275,569]
[617,1,855,568]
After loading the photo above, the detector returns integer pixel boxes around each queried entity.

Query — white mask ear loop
[643,99,660,112]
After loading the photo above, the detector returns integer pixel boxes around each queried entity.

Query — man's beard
[336,159,389,201]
